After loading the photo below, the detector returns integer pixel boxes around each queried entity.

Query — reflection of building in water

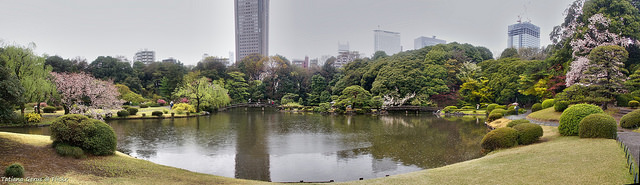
[378,116,415,128]
[135,149,157,159]
[235,113,271,181]
[372,158,398,173]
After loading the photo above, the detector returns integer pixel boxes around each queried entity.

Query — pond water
[1,108,488,182]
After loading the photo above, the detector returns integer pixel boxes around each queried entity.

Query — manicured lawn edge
[527,107,562,122]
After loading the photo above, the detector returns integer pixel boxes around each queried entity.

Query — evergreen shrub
[629,100,640,108]
[620,109,640,129]
[487,112,503,122]
[126,108,139,116]
[554,101,570,112]
[579,113,617,139]
[481,127,518,151]
[139,104,149,108]
[117,110,129,117]
[50,114,117,156]
[152,111,163,117]
[558,104,603,136]
[531,103,543,112]
[507,119,530,128]
[4,163,24,177]
[54,143,86,159]
[542,99,555,109]
[43,106,57,113]
[443,106,458,113]
[513,123,543,145]
[487,104,499,113]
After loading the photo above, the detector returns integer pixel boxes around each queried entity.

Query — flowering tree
[50,72,123,118]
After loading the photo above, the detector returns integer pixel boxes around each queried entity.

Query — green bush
[122,105,131,110]
[629,100,640,108]
[481,127,519,151]
[54,143,86,159]
[558,104,604,136]
[506,105,525,115]
[50,114,117,156]
[55,106,63,110]
[579,113,617,139]
[141,113,146,117]
[127,108,139,116]
[461,106,475,110]
[82,120,117,155]
[25,113,42,123]
[541,99,555,109]
[162,109,169,114]
[152,111,163,117]
[616,94,634,107]
[4,163,24,177]
[495,105,506,110]
[443,106,458,113]
[507,119,530,128]
[620,109,640,129]
[314,103,331,112]
[554,101,570,112]
[148,103,160,107]
[487,112,503,122]
[43,106,57,113]
[491,108,507,115]
[531,103,543,112]
[139,104,149,108]
[486,104,499,113]
[172,103,195,113]
[116,110,129,117]
[513,123,543,145]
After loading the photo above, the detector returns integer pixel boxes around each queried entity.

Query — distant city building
[229,51,235,66]
[134,50,155,64]
[414,36,446,49]
[338,42,350,52]
[319,55,331,67]
[292,56,309,69]
[309,58,319,68]
[235,0,269,62]
[374,30,401,55]
[162,58,180,63]
[334,50,360,69]
[508,21,540,49]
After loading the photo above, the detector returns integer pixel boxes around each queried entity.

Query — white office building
[374,30,401,55]
[507,22,540,49]
[414,36,446,49]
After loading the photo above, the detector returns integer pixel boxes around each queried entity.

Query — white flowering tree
[50,72,123,118]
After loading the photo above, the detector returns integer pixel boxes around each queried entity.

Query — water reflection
[0,109,487,182]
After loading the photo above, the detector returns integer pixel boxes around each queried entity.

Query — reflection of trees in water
[332,115,486,169]
[234,110,270,181]
[109,119,192,159]
[135,149,157,159]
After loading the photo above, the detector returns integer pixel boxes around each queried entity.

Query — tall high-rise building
[134,50,155,64]
[235,0,269,63]
[507,22,540,49]
[374,30,401,55]
[414,36,446,49]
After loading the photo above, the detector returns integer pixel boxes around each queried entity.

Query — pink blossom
[157,99,166,105]
[50,72,124,119]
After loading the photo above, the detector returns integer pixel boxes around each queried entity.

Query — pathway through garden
[617,131,640,173]
[504,110,559,126]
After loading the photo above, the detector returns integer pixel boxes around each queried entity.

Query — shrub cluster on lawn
[620,109,640,129]
[486,104,499,114]
[629,100,640,108]
[487,112,503,122]
[117,110,129,117]
[50,114,117,156]
[482,121,543,152]
[531,103,543,112]
[558,104,604,136]
[43,106,57,113]
[579,113,617,139]
[139,104,150,108]
[152,111,163,117]
[127,107,139,116]
[54,142,86,159]
[443,106,458,113]
[481,127,519,151]
[554,101,570,112]
[172,103,195,114]
[25,113,41,123]
[4,163,24,178]
[507,119,530,128]
[541,99,555,109]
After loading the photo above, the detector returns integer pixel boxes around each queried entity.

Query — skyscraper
[374,30,401,55]
[507,22,540,49]
[414,36,446,49]
[235,0,269,63]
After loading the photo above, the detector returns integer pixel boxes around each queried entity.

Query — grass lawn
[527,107,562,122]
[1,122,635,184]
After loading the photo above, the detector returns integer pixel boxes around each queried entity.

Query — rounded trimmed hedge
[443,106,458,113]
[554,101,569,112]
[541,99,555,109]
[629,100,640,108]
[507,119,530,128]
[487,112,503,122]
[486,104,499,114]
[127,107,139,116]
[513,122,543,145]
[43,106,57,113]
[620,109,640,129]
[481,127,518,151]
[531,103,542,112]
[558,104,604,136]
[578,113,617,139]
[152,111,163,117]
[139,104,149,108]
[4,163,24,178]
[117,110,129,117]
[50,114,117,156]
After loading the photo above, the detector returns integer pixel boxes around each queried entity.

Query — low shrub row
[54,142,86,159]
[43,106,57,113]
[531,103,543,112]
[542,99,555,109]
[558,104,604,136]
[554,101,569,112]
[481,121,543,152]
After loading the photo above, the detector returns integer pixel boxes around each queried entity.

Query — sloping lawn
[527,107,562,122]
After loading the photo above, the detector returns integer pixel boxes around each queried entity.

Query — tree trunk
[601,101,608,110]
[64,105,70,114]
[20,105,25,116]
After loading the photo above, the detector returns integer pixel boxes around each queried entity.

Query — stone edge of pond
[105,114,207,120]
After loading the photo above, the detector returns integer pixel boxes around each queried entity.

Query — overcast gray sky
[0,0,574,65]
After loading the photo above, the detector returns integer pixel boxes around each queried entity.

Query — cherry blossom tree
[50,72,123,118]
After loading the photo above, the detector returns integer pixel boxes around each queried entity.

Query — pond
[1,108,488,182]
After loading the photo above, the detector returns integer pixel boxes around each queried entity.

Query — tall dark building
[235,0,269,63]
